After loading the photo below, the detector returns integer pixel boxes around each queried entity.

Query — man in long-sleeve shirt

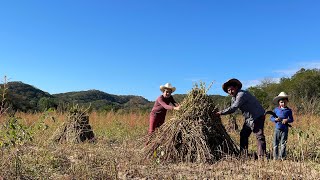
[215,78,266,158]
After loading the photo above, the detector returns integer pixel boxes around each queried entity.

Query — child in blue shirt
[270,92,294,160]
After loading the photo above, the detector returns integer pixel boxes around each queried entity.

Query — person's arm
[270,117,278,122]
[171,97,180,110]
[170,97,178,107]
[287,110,294,123]
[220,91,246,115]
[282,109,294,124]
[270,109,278,122]
[270,116,276,122]
[158,96,175,110]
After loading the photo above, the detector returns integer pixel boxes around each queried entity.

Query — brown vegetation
[143,82,239,163]
[1,78,320,179]
[0,109,320,179]
[51,105,95,143]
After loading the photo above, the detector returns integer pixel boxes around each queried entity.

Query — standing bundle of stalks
[143,82,239,163]
[51,104,95,143]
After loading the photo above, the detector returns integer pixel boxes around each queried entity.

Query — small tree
[38,97,57,111]
[247,86,270,110]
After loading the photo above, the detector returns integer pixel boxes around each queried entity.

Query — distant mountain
[3,68,319,113]
[1,81,229,112]
[53,90,152,111]
[1,81,153,112]
[5,81,52,112]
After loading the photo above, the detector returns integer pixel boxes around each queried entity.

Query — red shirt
[151,95,177,115]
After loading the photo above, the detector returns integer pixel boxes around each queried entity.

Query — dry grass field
[1,110,320,179]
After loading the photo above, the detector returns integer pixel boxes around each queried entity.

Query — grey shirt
[221,90,265,124]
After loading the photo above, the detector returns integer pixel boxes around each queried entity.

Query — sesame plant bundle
[51,104,95,143]
[143,82,239,163]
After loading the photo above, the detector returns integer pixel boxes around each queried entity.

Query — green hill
[5,81,52,112]
[53,90,152,111]
[1,81,153,112]
[1,68,320,114]
[1,81,229,113]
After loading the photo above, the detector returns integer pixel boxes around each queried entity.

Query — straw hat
[160,83,176,93]
[273,92,289,104]
[222,78,242,93]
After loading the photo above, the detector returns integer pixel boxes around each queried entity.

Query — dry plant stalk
[51,104,95,143]
[0,76,8,118]
[143,82,239,163]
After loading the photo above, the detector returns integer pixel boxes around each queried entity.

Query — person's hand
[275,118,281,122]
[174,105,180,110]
[214,111,221,117]
[282,119,288,124]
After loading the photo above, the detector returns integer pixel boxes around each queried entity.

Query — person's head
[278,98,289,108]
[273,92,289,107]
[222,78,242,97]
[160,83,176,98]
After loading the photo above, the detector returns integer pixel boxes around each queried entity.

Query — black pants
[240,116,266,157]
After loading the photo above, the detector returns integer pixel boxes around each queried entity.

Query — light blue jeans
[273,128,288,160]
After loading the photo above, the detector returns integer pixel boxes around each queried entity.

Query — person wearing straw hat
[270,92,294,160]
[148,83,180,134]
[215,78,266,158]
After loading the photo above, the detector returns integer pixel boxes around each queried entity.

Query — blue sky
[1,1,320,101]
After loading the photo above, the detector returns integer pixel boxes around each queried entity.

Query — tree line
[248,68,320,115]
[1,68,319,115]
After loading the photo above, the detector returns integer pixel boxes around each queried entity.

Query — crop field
[1,109,320,179]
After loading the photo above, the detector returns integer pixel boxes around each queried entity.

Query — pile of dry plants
[51,104,95,143]
[143,82,239,163]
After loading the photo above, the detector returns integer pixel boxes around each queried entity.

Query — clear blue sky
[1,1,320,101]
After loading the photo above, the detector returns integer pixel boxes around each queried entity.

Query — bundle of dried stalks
[143,82,239,163]
[51,105,95,143]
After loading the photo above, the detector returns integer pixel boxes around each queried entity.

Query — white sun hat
[160,83,176,93]
[273,92,289,104]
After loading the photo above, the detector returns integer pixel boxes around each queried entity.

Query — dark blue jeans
[273,128,288,160]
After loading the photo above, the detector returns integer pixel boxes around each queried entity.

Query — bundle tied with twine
[143,82,239,163]
[51,104,95,143]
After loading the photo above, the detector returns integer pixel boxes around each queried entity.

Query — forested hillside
[53,90,152,112]
[248,68,320,115]
[1,68,319,114]
[5,81,52,112]
[1,82,153,112]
